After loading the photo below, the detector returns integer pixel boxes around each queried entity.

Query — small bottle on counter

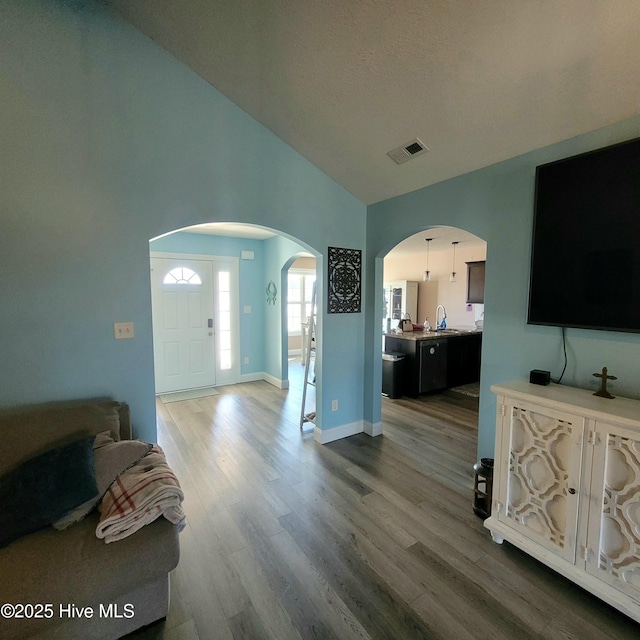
[423,317,431,331]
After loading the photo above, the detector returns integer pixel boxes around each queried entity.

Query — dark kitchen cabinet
[466,261,486,303]
[384,336,448,397]
[446,333,482,388]
[384,336,419,397]
[385,332,482,397]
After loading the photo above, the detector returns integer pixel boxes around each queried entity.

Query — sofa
[0,400,181,640]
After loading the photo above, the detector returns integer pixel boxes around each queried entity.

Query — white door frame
[150,251,240,390]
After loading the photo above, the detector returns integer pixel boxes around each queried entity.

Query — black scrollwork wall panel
[327,246,361,314]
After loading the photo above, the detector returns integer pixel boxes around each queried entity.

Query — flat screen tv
[528,136,640,333]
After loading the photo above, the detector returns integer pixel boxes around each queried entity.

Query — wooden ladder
[300,280,317,429]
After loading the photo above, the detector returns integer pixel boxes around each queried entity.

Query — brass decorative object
[593,367,617,399]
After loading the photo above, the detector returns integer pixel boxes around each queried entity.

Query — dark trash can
[382,352,405,399]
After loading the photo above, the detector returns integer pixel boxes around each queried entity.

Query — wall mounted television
[528,136,640,333]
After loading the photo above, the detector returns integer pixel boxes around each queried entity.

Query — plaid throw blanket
[96,444,186,543]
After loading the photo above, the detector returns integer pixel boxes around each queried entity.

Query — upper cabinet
[466,261,486,303]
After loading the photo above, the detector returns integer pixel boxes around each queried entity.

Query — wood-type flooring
[129,366,640,640]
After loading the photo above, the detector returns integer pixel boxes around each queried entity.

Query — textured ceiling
[111,0,640,205]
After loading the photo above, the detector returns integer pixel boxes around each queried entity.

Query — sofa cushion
[53,439,153,531]
[0,401,125,478]
[0,512,179,639]
[0,436,98,548]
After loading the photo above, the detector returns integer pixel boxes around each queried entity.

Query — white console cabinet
[486,380,640,623]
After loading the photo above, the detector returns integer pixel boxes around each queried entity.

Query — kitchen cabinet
[383,281,418,330]
[466,261,485,303]
[384,335,447,397]
[384,332,481,397]
[486,380,640,624]
[446,333,481,388]
[384,335,421,397]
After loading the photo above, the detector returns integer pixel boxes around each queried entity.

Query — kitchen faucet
[436,304,447,329]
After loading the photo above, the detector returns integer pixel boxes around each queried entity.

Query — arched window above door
[163,267,202,285]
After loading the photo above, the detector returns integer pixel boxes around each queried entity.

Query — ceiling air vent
[387,138,429,165]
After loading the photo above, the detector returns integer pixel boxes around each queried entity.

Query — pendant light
[423,238,433,282]
[450,241,459,282]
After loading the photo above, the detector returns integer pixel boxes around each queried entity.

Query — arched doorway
[148,222,322,426]
[380,225,487,420]
[282,254,317,431]
[282,254,317,384]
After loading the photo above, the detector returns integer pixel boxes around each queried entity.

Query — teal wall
[3,0,638,452]
[0,0,366,440]
[366,116,640,457]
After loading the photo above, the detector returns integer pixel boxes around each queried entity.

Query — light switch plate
[114,322,135,339]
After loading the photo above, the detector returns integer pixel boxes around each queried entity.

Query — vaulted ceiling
[111,0,640,205]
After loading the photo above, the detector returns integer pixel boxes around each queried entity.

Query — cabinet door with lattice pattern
[497,400,584,563]
[586,423,640,603]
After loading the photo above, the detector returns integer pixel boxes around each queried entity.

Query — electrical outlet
[244,357,250,365]
[114,322,134,340]
[332,399,338,412]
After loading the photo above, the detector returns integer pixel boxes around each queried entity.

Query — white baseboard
[314,420,364,444]
[363,421,383,437]
[239,372,264,384]
[265,372,289,389]
[239,372,289,389]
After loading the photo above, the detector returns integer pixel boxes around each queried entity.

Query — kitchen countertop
[384,328,482,342]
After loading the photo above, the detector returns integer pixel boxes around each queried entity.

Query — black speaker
[530,369,551,386]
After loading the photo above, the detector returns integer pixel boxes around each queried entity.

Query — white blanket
[96,444,186,543]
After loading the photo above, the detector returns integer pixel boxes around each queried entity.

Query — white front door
[150,257,216,394]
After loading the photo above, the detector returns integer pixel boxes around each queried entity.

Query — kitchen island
[384,329,482,397]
